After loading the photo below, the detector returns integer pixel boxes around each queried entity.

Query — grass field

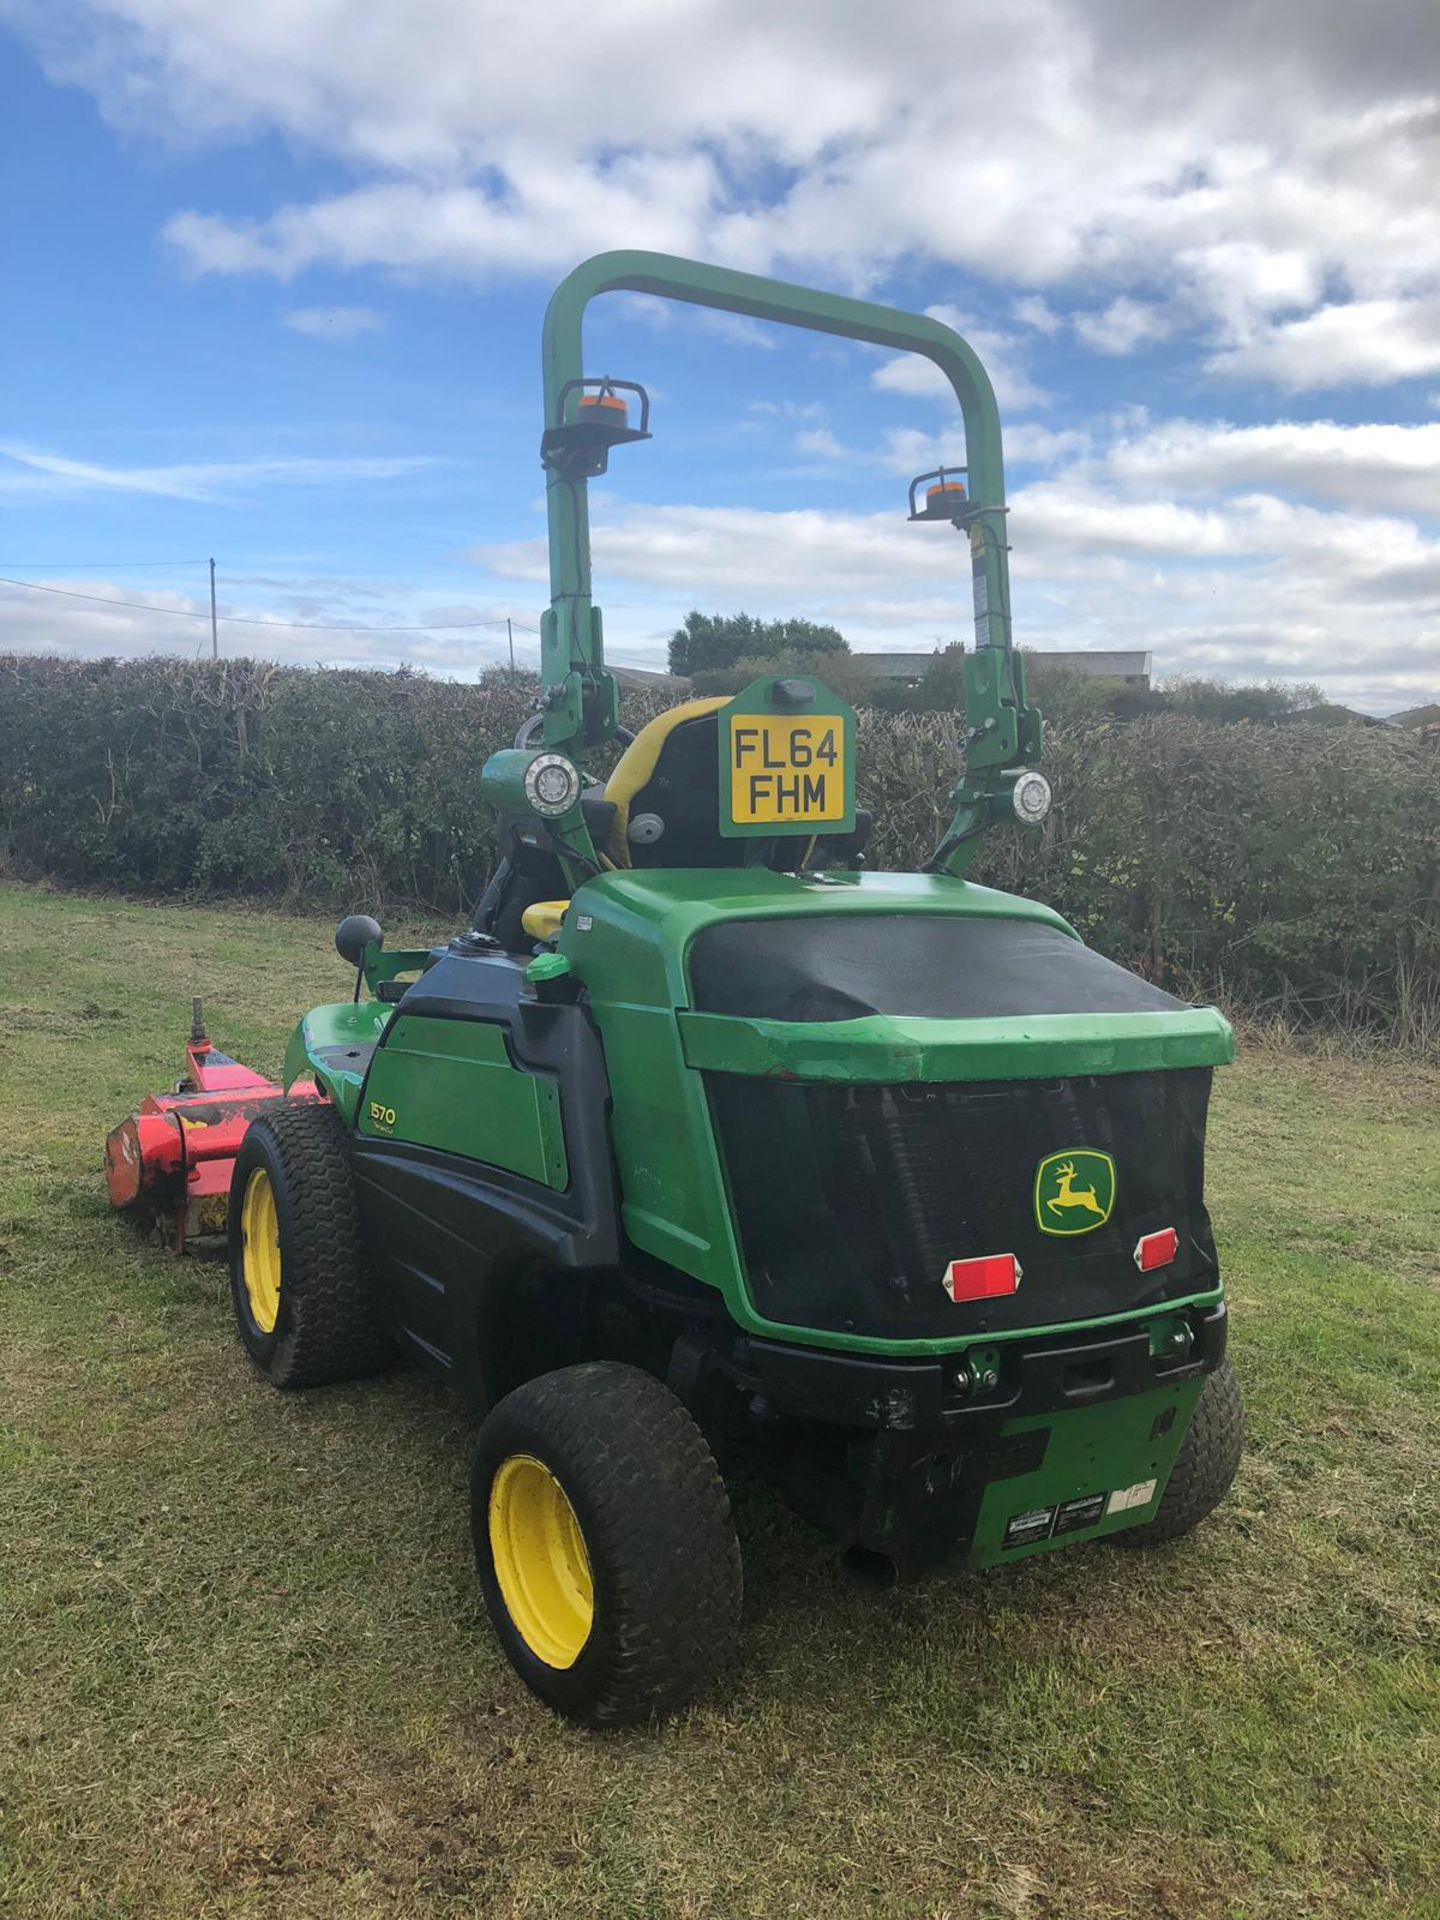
[2,883,1438,1920]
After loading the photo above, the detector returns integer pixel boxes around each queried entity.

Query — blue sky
[2,0,1438,710]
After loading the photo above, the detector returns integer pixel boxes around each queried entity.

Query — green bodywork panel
[557,864,1231,1357]
[282,946,445,1129]
[679,1006,1233,1084]
[357,1015,568,1190]
[282,1000,393,1126]
[964,1377,1205,1567]
[358,941,437,1002]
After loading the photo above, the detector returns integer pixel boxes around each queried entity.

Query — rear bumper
[748,1300,1227,1431]
[745,1303,1227,1578]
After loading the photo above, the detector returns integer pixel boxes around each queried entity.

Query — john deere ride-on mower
[108,252,1243,1725]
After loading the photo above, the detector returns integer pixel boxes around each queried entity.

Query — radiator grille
[707,1068,1217,1339]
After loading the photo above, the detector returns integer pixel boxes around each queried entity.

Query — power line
[0,558,208,570]
[0,563,665,672]
[0,575,206,618]
[0,573,542,636]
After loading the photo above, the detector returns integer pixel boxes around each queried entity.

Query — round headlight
[523,751,581,819]
[1011,770,1052,825]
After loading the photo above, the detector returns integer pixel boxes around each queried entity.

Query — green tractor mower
[120,252,1244,1726]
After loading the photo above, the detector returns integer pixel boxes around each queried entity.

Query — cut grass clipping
[1,883,1437,1919]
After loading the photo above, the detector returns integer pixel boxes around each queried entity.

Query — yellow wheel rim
[239,1167,282,1335]
[488,1454,594,1668]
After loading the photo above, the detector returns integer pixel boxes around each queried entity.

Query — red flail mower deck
[104,1000,317,1251]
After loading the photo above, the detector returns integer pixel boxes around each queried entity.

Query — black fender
[348,946,620,1394]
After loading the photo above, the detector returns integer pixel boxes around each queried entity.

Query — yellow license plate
[727,714,846,826]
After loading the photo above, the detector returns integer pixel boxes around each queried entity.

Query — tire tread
[230,1101,390,1388]
[474,1361,742,1726]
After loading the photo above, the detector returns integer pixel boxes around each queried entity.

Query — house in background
[610,663,680,690]
[848,646,1153,690]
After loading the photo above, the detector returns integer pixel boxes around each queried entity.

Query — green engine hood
[560,867,1234,1084]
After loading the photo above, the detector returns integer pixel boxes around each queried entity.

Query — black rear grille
[707,1068,1218,1339]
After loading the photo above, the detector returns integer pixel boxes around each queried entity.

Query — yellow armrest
[520,899,570,942]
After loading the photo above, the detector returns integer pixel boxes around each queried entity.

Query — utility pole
[208,558,218,660]
[506,617,514,670]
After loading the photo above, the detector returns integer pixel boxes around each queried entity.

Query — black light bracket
[541,376,653,478]
[908,463,985,526]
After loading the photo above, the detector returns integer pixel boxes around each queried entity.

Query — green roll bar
[518,249,1042,879]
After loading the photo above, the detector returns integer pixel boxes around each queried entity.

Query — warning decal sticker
[1003,1489,1126,1549]
[1002,1506,1056,1549]
[1106,1478,1158,1516]
[1053,1492,1107,1535]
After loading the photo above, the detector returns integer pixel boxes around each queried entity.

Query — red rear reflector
[1133,1227,1179,1273]
[942,1253,1021,1303]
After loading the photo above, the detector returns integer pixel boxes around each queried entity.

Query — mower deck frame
[104,1006,317,1250]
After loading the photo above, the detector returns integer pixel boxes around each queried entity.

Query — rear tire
[472,1362,743,1727]
[227,1102,391,1388]
[1112,1357,1244,1548]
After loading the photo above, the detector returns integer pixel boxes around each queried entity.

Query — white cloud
[164,164,721,283]
[1073,297,1172,356]
[0,444,431,503]
[695,312,778,351]
[464,408,1440,711]
[1004,423,1093,467]
[475,503,964,599]
[1209,296,1440,391]
[476,479,1437,610]
[873,426,956,478]
[281,304,386,341]
[16,0,1437,394]
[874,422,1087,478]
[792,427,848,461]
[10,407,1437,709]
[7,0,1440,711]
[1014,484,1236,560]
[1013,295,1063,337]
[1104,418,1440,516]
[747,399,826,421]
[871,307,1051,412]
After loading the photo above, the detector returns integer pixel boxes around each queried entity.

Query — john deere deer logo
[1034,1150,1116,1236]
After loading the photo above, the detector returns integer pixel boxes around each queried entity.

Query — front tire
[472,1362,743,1727]
[1113,1357,1245,1548]
[228,1102,392,1388]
